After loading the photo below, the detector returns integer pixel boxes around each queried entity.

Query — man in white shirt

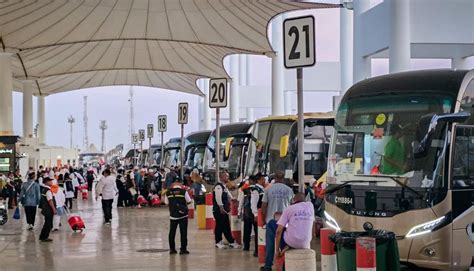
[212,171,241,249]
[96,169,118,225]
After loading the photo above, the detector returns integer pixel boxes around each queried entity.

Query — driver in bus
[381,125,406,175]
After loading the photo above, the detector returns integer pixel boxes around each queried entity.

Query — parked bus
[203,123,252,184]
[146,144,162,167]
[184,130,211,172]
[244,113,334,186]
[324,70,474,270]
[161,137,181,169]
[223,133,253,182]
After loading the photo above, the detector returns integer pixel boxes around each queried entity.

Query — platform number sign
[178,103,188,124]
[283,16,315,69]
[132,134,138,144]
[138,129,145,142]
[158,115,167,132]
[147,124,154,138]
[209,78,228,108]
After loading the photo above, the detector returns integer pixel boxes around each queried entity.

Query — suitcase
[150,195,161,207]
[137,195,149,206]
[68,215,85,232]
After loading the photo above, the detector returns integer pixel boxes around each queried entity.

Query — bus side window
[452,126,474,189]
[460,79,474,125]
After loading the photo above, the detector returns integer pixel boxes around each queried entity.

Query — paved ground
[0,196,321,271]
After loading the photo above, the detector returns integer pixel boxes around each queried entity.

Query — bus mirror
[224,137,233,161]
[280,135,289,158]
[415,112,470,157]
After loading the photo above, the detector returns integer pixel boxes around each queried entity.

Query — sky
[10,6,473,152]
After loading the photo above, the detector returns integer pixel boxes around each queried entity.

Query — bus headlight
[406,216,446,238]
[324,211,341,232]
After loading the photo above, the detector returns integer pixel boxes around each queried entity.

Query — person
[39,177,56,242]
[190,169,206,205]
[72,170,84,198]
[86,170,96,192]
[274,193,315,268]
[19,171,41,230]
[125,170,136,207]
[95,169,118,225]
[63,173,75,209]
[213,171,241,249]
[165,176,192,255]
[240,173,265,257]
[52,184,66,232]
[164,168,178,190]
[381,125,405,175]
[260,170,294,271]
[116,169,127,207]
[6,172,17,209]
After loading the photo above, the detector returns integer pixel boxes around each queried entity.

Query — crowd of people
[0,163,321,270]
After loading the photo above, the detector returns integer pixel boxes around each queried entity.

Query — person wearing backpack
[241,173,265,257]
[19,171,41,230]
[63,173,75,209]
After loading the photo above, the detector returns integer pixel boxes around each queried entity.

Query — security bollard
[188,199,194,219]
[285,249,316,271]
[196,204,206,229]
[356,237,376,271]
[257,209,266,264]
[320,228,337,271]
[205,193,215,230]
[230,199,241,244]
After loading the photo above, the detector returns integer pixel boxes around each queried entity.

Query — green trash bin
[330,230,400,271]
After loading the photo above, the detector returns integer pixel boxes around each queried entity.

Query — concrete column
[285,249,316,271]
[0,53,14,135]
[353,0,371,83]
[452,56,470,70]
[22,80,34,138]
[340,4,354,93]
[229,55,240,123]
[389,0,411,73]
[203,79,211,130]
[271,15,285,116]
[239,55,247,86]
[246,107,255,123]
[37,95,46,144]
[284,91,292,115]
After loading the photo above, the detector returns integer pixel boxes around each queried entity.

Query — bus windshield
[186,145,206,170]
[326,92,455,214]
[163,148,180,169]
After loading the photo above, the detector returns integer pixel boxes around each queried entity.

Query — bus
[146,144,162,167]
[161,137,181,169]
[184,130,211,173]
[203,123,252,184]
[324,69,474,270]
[224,133,253,182]
[244,113,334,186]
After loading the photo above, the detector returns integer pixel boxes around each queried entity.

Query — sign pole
[297,68,305,193]
[215,107,221,183]
[161,131,164,168]
[180,123,185,180]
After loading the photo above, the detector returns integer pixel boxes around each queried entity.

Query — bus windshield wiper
[325,180,387,194]
[387,176,424,199]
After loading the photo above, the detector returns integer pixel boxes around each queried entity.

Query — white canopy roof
[0,0,339,95]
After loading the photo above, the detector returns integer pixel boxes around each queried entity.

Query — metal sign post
[283,16,315,193]
[209,78,228,182]
[132,133,139,166]
[158,115,167,168]
[147,124,154,165]
[139,129,145,166]
[178,103,189,180]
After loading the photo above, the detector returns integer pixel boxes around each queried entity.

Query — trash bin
[330,230,400,271]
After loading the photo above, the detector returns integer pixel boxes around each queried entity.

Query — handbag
[128,188,137,196]
[56,206,68,217]
[13,207,20,220]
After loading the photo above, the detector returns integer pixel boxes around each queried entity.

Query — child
[51,184,66,232]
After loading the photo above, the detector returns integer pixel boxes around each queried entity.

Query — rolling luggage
[68,215,85,232]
